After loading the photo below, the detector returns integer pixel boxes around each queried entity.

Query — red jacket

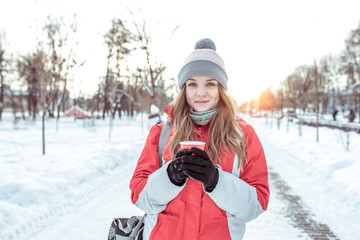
[130,106,269,239]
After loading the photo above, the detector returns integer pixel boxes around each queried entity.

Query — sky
[1,0,360,103]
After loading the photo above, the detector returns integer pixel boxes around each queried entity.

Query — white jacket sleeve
[206,167,264,222]
[134,162,186,214]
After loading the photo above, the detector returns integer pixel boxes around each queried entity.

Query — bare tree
[270,21,360,127]
[341,22,360,121]
[0,42,5,120]
[17,50,48,120]
[133,19,167,106]
[274,88,284,112]
[318,54,342,113]
[102,18,134,119]
[314,60,320,142]
[42,15,83,119]
[282,65,312,111]
[17,48,49,154]
[0,32,10,120]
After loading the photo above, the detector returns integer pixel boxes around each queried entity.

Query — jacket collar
[164,105,175,121]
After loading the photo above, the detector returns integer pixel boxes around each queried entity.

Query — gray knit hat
[177,38,228,90]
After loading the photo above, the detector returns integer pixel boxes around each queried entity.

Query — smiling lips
[195,101,209,104]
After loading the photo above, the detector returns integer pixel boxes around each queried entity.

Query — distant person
[332,109,338,121]
[130,38,269,239]
[348,109,356,122]
[147,104,163,130]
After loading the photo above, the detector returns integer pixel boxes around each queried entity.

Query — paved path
[255,121,342,240]
[268,167,339,240]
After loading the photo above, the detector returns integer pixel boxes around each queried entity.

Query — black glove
[167,148,192,186]
[177,147,219,192]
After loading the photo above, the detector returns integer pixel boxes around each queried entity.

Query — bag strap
[129,215,145,237]
[157,120,172,168]
[114,215,145,236]
[118,216,137,235]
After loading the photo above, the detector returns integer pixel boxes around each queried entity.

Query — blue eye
[188,82,197,87]
[207,82,216,87]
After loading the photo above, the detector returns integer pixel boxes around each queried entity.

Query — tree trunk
[19,93,26,120]
[10,91,17,119]
[357,93,360,123]
[42,110,46,155]
[0,71,4,120]
[102,95,108,119]
[33,95,37,121]
[314,60,319,142]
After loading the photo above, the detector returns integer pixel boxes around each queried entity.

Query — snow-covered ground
[0,112,359,240]
[249,116,360,240]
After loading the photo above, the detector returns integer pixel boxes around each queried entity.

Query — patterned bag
[108,215,145,240]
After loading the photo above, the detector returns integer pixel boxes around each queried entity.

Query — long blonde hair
[170,85,246,170]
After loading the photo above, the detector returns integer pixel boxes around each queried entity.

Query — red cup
[180,141,205,150]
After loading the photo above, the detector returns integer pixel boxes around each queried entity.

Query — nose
[196,86,207,96]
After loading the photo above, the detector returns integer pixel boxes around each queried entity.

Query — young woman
[130,38,269,240]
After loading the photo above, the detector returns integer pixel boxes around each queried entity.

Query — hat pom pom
[194,38,216,51]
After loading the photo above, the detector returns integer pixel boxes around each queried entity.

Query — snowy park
[0,112,359,240]
[2,0,360,239]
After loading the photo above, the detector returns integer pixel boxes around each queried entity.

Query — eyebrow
[188,78,217,81]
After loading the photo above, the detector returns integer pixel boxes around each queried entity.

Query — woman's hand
[167,148,192,186]
[177,147,219,192]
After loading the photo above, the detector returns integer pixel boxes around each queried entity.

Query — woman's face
[185,75,220,112]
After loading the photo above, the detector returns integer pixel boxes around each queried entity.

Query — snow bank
[247,115,360,240]
[0,114,147,240]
